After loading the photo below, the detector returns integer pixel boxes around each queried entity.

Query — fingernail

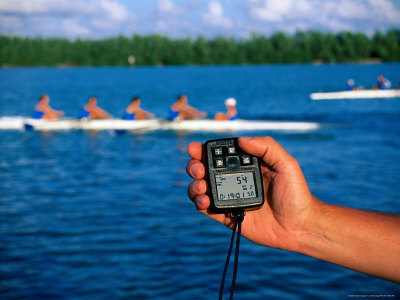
[240,136,251,141]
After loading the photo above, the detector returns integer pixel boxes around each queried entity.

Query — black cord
[230,213,243,299]
[219,210,245,300]
[219,220,237,300]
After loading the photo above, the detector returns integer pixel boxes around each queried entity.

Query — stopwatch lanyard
[219,210,245,300]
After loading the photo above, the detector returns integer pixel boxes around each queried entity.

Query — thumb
[238,136,298,172]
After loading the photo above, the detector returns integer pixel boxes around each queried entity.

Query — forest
[0,30,399,66]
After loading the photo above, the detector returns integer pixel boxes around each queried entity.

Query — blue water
[1,64,400,299]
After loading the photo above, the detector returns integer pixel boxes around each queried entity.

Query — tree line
[0,30,399,66]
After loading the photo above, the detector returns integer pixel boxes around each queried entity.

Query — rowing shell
[0,117,321,132]
[162,119,320,131]
[310,89,400,100]
[24,118,161,131]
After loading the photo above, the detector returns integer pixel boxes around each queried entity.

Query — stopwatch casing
[203,138,264,213]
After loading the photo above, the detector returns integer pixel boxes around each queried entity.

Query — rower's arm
[44,104,64,116]
[226,108,237,119]
[42,104,55,113]
[299,201,400,282]
[145,111,155,118]
[185,105,206,117]
[94,106,112,118]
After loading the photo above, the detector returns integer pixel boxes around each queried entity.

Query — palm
[202,146,313,251]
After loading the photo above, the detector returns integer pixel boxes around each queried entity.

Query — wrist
[294,197,333,257]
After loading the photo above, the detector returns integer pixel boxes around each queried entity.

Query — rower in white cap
[214,97,238,121]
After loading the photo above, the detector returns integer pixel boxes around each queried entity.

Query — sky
[0,0,400,39]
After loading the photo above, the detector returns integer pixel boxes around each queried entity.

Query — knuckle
[262,136,275,144]
[187,181,196,199]
[286,156,301,171]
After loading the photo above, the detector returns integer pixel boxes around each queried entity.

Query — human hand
[186,136,320,252]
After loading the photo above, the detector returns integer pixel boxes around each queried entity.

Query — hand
[188,136,400,282]
[187,136,320,252]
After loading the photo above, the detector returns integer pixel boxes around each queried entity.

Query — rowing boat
[0,117,321,132]
[310,89,400,100]
[0,117,162,131]
[162,119,320,132]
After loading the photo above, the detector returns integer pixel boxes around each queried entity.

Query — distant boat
[310,89,400,100]
[0,117,321,132]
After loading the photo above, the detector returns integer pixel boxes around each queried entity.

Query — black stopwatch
[203,138,264,213]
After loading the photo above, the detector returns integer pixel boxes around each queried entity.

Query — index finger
[188,142,202,160]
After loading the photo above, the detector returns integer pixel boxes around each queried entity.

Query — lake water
[1,64,400,299]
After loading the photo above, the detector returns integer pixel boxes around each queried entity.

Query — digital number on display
[215,172,257,200]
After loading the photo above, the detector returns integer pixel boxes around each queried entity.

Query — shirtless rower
[123,97,155,120]
[34,94,64,120]
[80,97,112,120]
[168,94,207,121]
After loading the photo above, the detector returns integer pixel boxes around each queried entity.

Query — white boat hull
[24,119,81,130]
[79,119,161,131]
[163,119,320,132]
[310,89,400,100]
[0,117,25,130]
[22,118,162,131]
[0,117,321,132]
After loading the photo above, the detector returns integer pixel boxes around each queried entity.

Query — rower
[346,79,356,91]
[34,94,64,120]
[376,74,391,90]
[168,94,207,121]
[214,97,238,121]
[123,97,155,120]
[80,97,112,120]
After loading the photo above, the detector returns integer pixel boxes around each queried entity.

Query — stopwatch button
[241,156,252,165]
[227,146,237,155]
[213,147,223,156]
[214,158,225,168]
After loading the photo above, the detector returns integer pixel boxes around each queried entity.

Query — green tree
[193,36,211,64]
[384,29,400,61]
[0,30,399,66]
